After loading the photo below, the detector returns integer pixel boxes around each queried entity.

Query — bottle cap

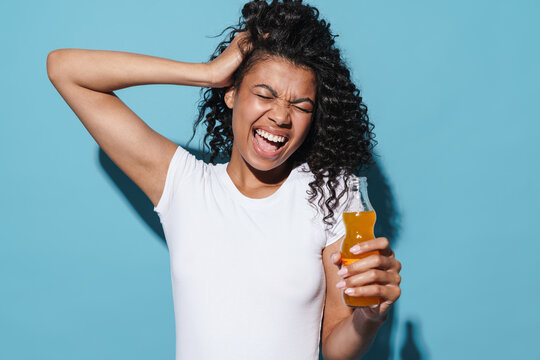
[350,175,367,186]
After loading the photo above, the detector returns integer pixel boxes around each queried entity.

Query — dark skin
[209,31,402,355]
[219,35,316,198]
[331,237,401,321]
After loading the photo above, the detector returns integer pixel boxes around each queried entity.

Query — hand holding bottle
[331,237,402,322]
[330,175,402,321]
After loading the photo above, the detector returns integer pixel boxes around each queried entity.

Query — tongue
[256,132,279,153]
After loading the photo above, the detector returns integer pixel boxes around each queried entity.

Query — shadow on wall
[352,155,402,360]
[99,148,166,245]
[99,145,428,360]
[399,320,429,360]
[320,156,428,359]
[97,145,230,247]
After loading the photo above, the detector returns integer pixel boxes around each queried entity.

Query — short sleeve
[324,177,349,247]
[153,145,202,219]
[325,211,346,247]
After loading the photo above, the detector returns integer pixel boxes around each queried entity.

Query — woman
[47,1,401,359]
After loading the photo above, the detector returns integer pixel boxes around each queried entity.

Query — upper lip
[253,126,290,140]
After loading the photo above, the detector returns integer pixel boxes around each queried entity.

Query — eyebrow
[253,84,314,106]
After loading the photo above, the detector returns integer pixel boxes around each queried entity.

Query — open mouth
[253,128,289,155]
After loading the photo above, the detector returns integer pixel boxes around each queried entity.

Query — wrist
[204,62,216,88]
[169,61,214,88]
[204,61,234,88]
[353,308,388,328]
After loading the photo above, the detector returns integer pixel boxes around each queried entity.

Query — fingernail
[336,281,346,289]
[337,268,347,276]
[345,288,354,295]
[350,245,361,254]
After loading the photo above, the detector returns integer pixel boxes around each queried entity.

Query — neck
[226,147,293,197]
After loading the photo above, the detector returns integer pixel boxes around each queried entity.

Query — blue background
[1,0,538,359]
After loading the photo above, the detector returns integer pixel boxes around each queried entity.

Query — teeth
[255,129,287,143]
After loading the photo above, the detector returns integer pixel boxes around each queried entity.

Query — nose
[268,100,291,127]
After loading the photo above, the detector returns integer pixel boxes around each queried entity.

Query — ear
[224,86,236,109]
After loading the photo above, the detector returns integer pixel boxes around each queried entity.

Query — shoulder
[153,146,218,217]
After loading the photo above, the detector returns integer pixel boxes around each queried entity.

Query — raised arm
[46,33,249,207]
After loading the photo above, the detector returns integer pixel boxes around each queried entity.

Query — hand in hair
[207,31,254,88]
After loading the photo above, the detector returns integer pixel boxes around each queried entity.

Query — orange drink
[341,210,380,307]
[340,176,381,308]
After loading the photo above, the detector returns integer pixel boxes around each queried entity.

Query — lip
[253,126,290,140]
[252,129,287,159]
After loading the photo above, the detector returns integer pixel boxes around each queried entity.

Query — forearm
[322,309,387,360]
[46,48,211,91]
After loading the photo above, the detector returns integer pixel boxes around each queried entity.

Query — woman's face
[225,56,316,173]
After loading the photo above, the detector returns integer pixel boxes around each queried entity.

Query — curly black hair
[187,0,377,228]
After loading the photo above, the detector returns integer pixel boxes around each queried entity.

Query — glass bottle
[340,175,381,308]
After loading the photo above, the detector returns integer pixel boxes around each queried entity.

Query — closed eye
[295,107,312,113]
[256,94,312,113]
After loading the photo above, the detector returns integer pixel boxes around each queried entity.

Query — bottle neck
[345,177,373,212]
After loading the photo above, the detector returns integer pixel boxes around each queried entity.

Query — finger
[232,30,249,43]
[257,31,270,40]
[344,284,401,302]
[379,247,395,258]
[331,252,342,267]
[394,259,402,273]
[234,31,254,55]
[349,237,390,255]
[336,269,401,289]
[337,254,394,279]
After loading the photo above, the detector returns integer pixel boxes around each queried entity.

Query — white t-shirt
[154,145,346,360]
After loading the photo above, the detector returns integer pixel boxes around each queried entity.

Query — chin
[244,154,288,172]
